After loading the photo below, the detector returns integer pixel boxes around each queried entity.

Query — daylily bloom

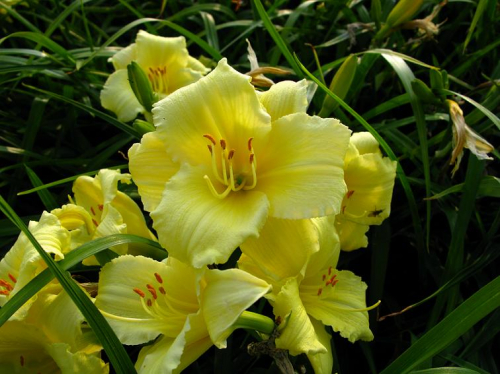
[0,211,70,319]
[129,58,351,268]
[95,255,270,373]
[100,30,209,122]
[447,100,494,177]
[0,284,108,373]
[51,169,157,265]
[335,132,397,251]
[239,216,375,373]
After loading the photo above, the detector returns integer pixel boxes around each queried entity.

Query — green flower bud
[411,78,441,104]
[127,61,155,112]
[133,119,156,136]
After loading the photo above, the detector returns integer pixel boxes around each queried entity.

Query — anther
[203,134,217,146]
[341,206,346,214]
[146,284,158,300]
[220,139,227,150]
[322,274,326,281]
[328,266,332,275]
[90,207,95,215]
[147,299,152,307]
[248,137,254,151]
[154,273,163,284]
[249,153,254,164]
[207,144,213,154]
[347,190,355,199]
[0,290,10,295]
[228,149,235,160]
[317,288,323,296]
[0,279,13,290]
[20,356,24,367]
[8,274,17,284]
[159,287,166,295]
[98,204,104,211]
[133,288,145,298]
[92,219,98,227]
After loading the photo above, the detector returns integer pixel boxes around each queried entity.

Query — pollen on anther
[228,149,235,160]
[147,284,158,299]
[317,288,323,296]
[220,139,227,150]
[147,299,153,307]
[249,153,255,164]
[347,190,355,199]
[159,286,166,295]
[92,219,99,227]
[98,204,104,211]
[203,134,216,145]
[0,279,13,290]
[0,290,10,295]
[90,207,96,216]
[154,273,163,284]
[133,288,145,298]
[248,137,254,151]
[8,273,17,283]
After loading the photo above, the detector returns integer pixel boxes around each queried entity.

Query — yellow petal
[273,278,327,356]
[95,255,175,345]
[202,268,271,348]
[128,131,180,212]
[240,218,319,282]
[100,69,144,122]
[135,31,188,71]
[306,317,333,374]
[257,113,351,219]
[47,343,109,374]
[152,58,271,167]
[335,215,370,251]
[343,153,397,225]
[301,270,374,343]
[151,164,269,268]
[110,43,137,70]
[306,216,341,275]
[350,132,382,156]
[258,80,308,122]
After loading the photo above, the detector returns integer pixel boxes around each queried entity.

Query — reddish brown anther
[147,299,153,307]
[8,274,17,284]
[98,204,104,211]
[328,266,332,276]
[249,153,255,164]
[317,288,323,296]
[207,144,213,154]
[159,286,166,295]
[154,273,163,284]
[92,219,98,227]
[20,356,24,367]
[147,284,158,299]
[0,279,13,290]
[346,190,355,199]
[0,290,10,295]
[248,137,254,151]
[203,134,217,145]
[228,149,235,160]
[90,207,96,216]
[220,139,227,150]
[133,288,145,298]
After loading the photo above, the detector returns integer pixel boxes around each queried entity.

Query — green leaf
[0,196,138,374]
[380,275,500,374]
[24,165,59,211]
[411,368,481,374]
[426,176,500,200]
[463,0,489,52]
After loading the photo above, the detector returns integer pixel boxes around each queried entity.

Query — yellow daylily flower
[0,284,108,373]
[239,216,374,373]
[95,255,270,374]
[0,212,70,320]
[51,169,157,265]
[129,58,351,268]
[336,132,397,251]
[100,30,210,122]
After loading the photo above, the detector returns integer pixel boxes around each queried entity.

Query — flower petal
[306,317,333,374]
[110,43,137,70]
[128,131,180,212]
[257,113,351,219]
[240,218,319,282]
[258,80,308,122]
[305,216,341,275]
[202,268,271,348]
[273,278,327,356]
[350,132,382,156]
[335,215,370,251]
[48,343,109,374]
[95,255,172,345]
[152,58,271,167]
[303,270,374,343]
[343,153,397,225]
[135,31,188,71]
[151,164,269,268]
[100,69,144,122]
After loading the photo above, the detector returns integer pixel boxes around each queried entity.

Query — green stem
[232,311,275,335]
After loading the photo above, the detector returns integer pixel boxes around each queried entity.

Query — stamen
[220,144,228,185]
[0,290,10,295]
[203,134,216,146]
[220,139,226,150]
[322,275,326,281]
[248,137,254,151]
[154,273,163,284]
[328,266,332,275]
[204,176,232,199]
[147,284,158,300]
[341,206,346,214]
[332,300,381,313]
[317,288,323,296]
[228,149,235,160]
[92,219,98,227]
[207,144,213,154]
[159,287,166,295]
[90,207,95,216]
[346,190,355,199]
[98,204,104,211]
[0,279,13,291]
[8,274,16,283]
[133,288,145,298]
[20,355,24,367]
[147,299,153,307]
[243,154,257,190]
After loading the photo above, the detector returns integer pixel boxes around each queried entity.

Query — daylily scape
[0,29,397,374]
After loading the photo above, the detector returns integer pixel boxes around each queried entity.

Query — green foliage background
[0,0,499,373]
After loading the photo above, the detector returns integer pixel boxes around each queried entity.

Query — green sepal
[133,119,156,136]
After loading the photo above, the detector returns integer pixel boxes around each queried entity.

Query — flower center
[148,66,169,95]
[0,273,17,296]
[202,134,258,199]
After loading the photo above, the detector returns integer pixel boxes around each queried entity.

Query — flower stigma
[203,134,258,199]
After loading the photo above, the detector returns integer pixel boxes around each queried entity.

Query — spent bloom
[100,30,209,122]
[335,132,397,251]
[239,216,375,372]
[129,58,351,268]
[95,255,270,373]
